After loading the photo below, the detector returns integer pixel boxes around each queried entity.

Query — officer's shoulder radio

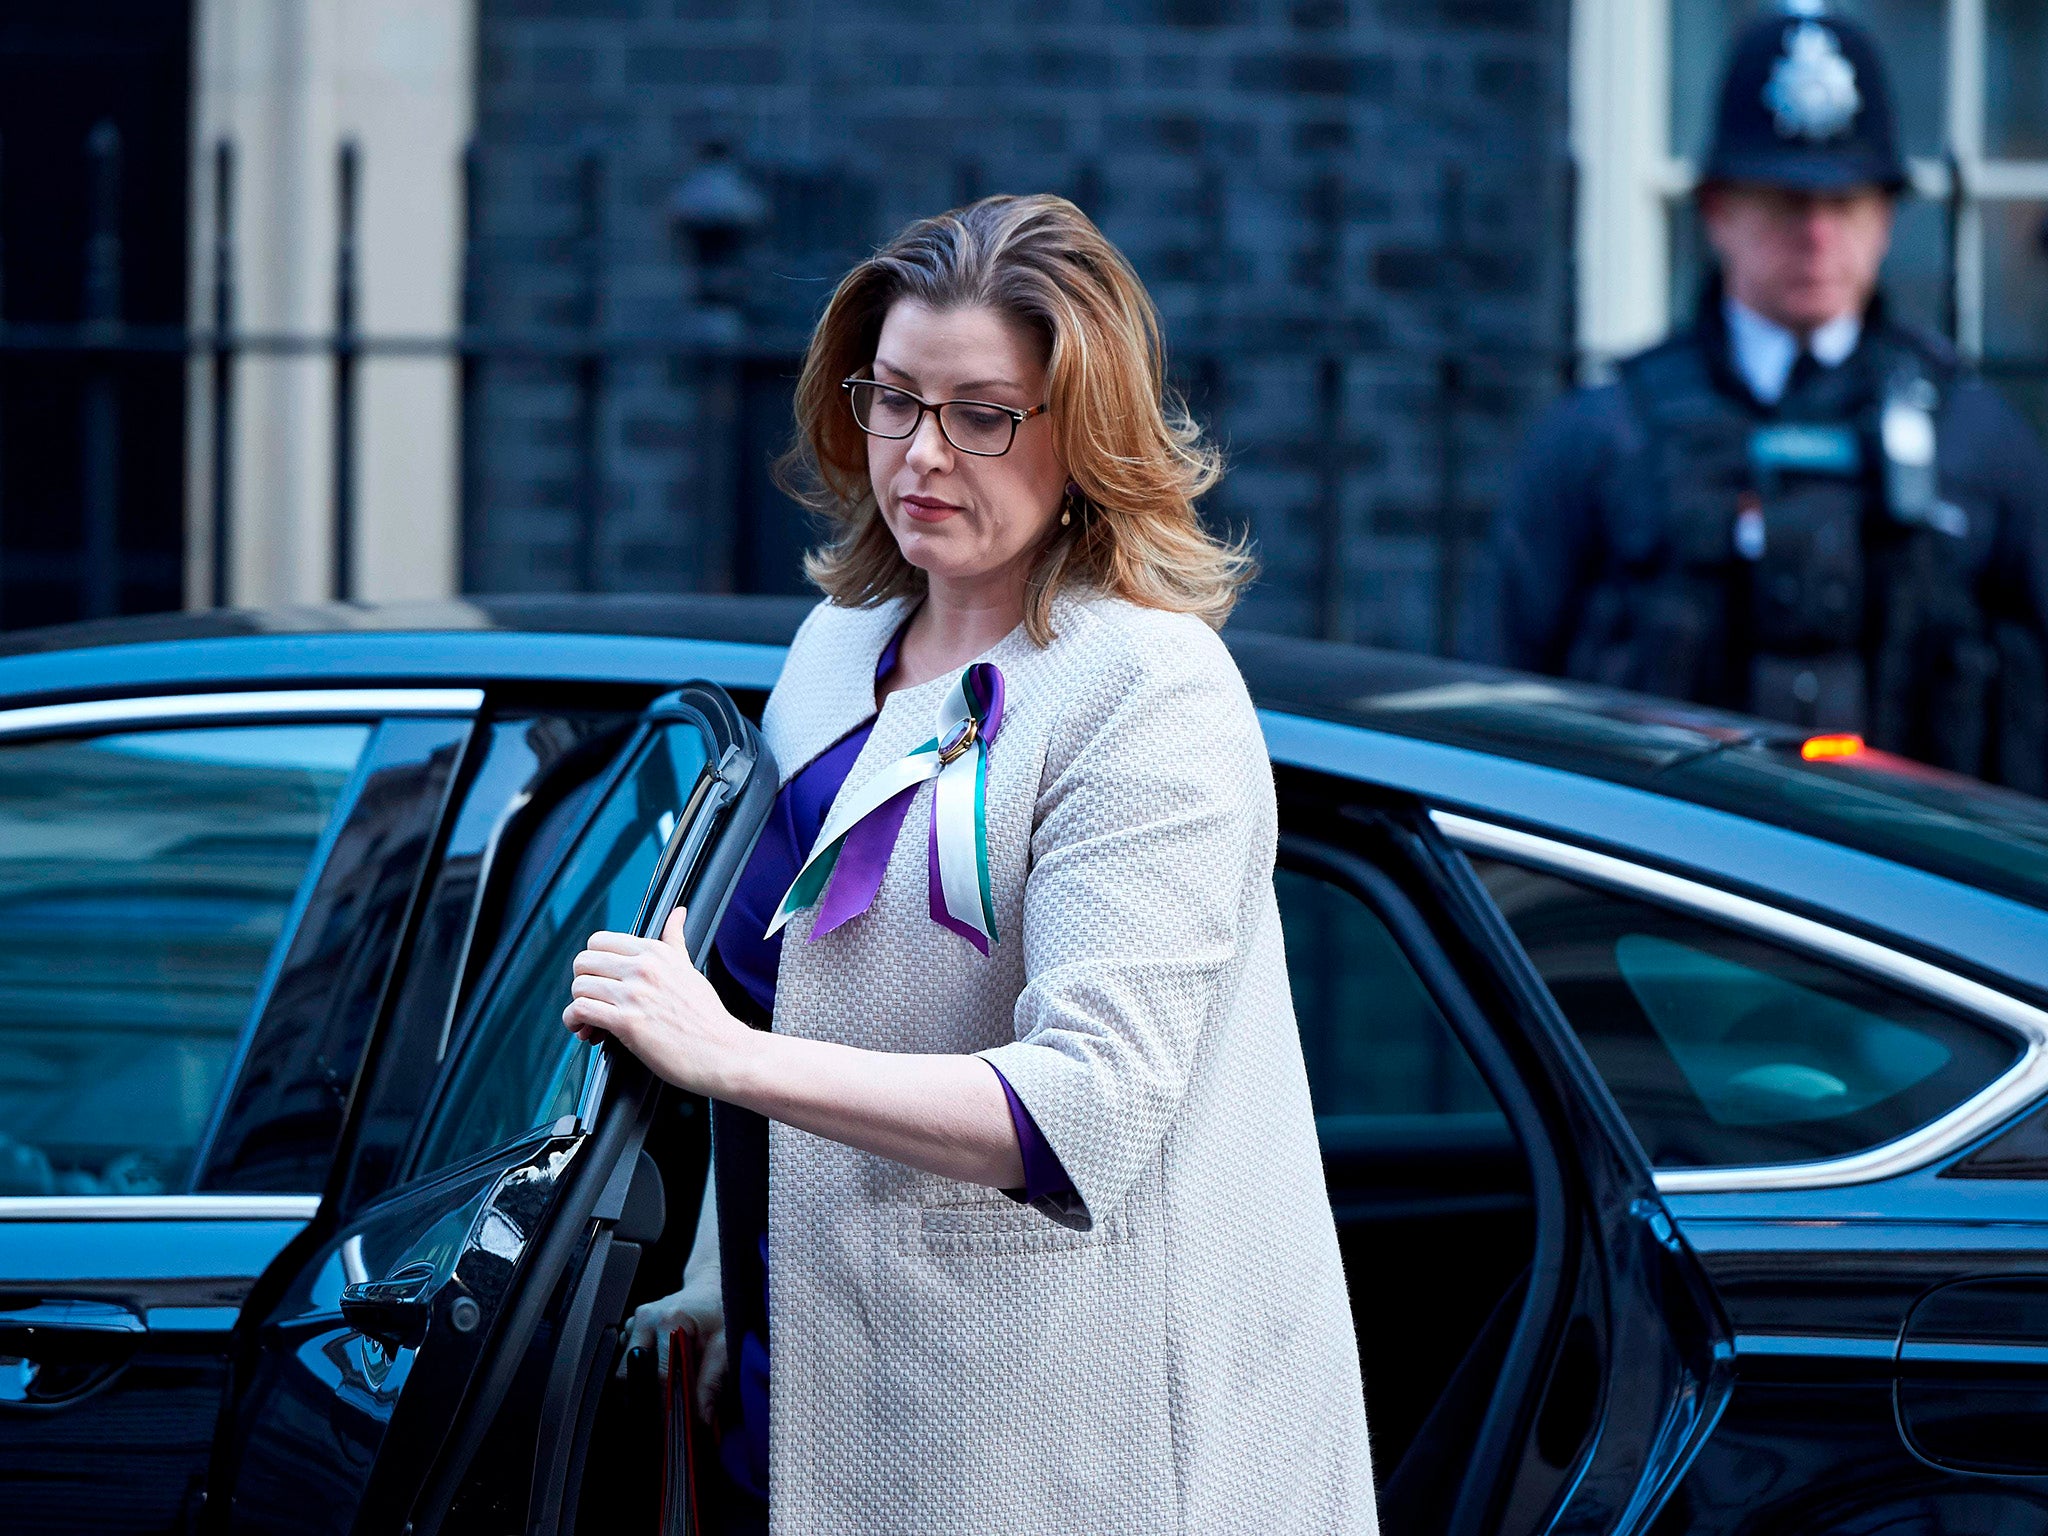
[1743,352,1967,544]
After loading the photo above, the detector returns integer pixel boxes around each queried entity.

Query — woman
[566,194,1376,1534]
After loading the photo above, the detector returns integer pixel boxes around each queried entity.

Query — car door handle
[340,1261,440,1349]
[0,1300,147,1340]
[0,1299,147,1408]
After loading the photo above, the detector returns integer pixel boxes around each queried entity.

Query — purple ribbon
[808,661,1005,946]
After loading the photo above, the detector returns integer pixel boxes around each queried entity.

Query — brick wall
[467,0,1570,647]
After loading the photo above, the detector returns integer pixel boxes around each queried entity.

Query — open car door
[1279,786,1732,1536]
[214,684,772,1536]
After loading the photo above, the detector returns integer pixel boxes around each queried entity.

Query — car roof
[0,592,1795,771]
[0,592,1789,756]
[0,593,822,657]
[7,594,2048,916]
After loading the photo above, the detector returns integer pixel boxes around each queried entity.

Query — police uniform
[1483,3,2048,790]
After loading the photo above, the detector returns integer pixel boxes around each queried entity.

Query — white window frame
[1571,0,2048,370]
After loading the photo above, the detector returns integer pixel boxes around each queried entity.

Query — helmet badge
[1764,22,1862,141]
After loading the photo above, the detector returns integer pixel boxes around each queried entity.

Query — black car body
[5,594,2048,1534]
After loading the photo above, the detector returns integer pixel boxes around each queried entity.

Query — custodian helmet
[1701,2,1910,194]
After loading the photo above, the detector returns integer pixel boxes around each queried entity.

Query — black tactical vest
[1609,318,2001,771]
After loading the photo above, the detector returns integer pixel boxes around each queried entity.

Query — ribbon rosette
[767,663,1005,953]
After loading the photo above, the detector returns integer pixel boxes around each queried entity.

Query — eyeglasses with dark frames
[842,378,1049,458]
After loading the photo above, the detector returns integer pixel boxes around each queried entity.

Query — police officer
[1485,1,2048,790]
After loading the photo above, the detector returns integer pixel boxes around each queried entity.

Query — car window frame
[354,685,768,1536]
[399,713,721,1185]
[0,687,481,1221]
[1436,810,2048,1194]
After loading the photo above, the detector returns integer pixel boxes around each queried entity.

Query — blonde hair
[779,194,1249,643]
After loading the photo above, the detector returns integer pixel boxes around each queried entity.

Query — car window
[1468,855,2021,1169]
[0,723,370,1196]
[1276,866,1504,1138]
[332,714,638,1214]
[411,722,711,1177]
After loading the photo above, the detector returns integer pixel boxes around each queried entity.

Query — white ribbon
[767,664,999,950]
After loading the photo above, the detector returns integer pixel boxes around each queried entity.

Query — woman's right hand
[566,908,758,1100]
[621,1282,727,1423]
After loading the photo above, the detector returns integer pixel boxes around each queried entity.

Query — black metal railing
[0,124,1584,642]
[0,122,2042,644]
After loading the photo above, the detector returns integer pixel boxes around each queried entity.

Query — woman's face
[866,299,1066,596]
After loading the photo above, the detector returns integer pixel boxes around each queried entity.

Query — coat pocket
[904,1192,1130,1256]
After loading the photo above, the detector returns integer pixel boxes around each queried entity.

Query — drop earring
[1062,482,1079,527]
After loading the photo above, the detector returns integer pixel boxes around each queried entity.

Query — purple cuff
[988,1062,1077,1206]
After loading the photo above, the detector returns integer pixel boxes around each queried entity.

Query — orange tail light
[1800,733,1866,761]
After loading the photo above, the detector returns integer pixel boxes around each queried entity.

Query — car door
[1448,810,2048,1531]
[0,688,477,1536]
[217,683,770,1536]
[1276,775,1731,1536]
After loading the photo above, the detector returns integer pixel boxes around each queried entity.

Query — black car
[6,595,2048,1535]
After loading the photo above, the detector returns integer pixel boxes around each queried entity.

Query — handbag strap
[661,1329,702,1536]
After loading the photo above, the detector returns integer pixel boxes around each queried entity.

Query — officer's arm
[1984,393,2048,636]
[1957,383,2048,793]
[1484,387,1622,673]
[1998,430,2048,638]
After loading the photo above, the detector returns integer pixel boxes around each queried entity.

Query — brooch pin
[767,662,1005,953]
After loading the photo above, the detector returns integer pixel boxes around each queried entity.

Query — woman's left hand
[565,908,754,1096]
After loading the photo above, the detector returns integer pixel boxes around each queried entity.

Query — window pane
[1614,932,1951,1125]
[413,723,710,1176]
[1276,866,1502,1131]
[1670,0,1946,164]
[0,724,369,1195]
[1878,192,1949,335]
[1988,0,2048,159]
[1985,200,2048,358]
[1471,856,2019,1168]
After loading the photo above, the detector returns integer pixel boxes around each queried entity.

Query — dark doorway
[0,2,191,630]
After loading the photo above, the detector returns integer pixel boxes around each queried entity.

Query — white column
[1570,0,1675,375]
[186,0,474,610]
[1947,0,1986,361]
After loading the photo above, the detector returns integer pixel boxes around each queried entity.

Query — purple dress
[709,624,1072,1502]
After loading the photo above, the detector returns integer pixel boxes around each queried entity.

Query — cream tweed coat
[740,590,1376,1534]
